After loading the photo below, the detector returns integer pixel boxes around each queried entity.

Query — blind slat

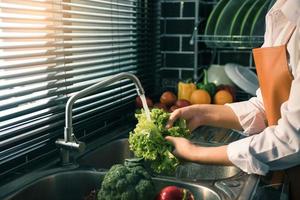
[0,64,137,108]
[0,22,138,30]
[0,57,137,79]
[0,0,159,179]
[0,31,136,38]
[0,91,136,142]
[0,49,137,69]
[0,38,138,49]
[0,44,137,59]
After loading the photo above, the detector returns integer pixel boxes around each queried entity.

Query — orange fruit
[190,89,211,104]
[213,90,233,105]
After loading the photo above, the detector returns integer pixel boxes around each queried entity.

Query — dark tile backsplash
[165,19,194,34]
[182,36,194,51]
[160,19,165,33]
[162,2,180,17]
[183,2,195,17]
[160,1,213,89]
[161,36,180,51]
[165,53,194,68]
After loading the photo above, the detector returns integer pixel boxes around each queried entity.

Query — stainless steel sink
[78,138,134,169]
[77,138,241,180]
[2,168,222,200]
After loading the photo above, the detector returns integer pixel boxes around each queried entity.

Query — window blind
[0,0,160,179]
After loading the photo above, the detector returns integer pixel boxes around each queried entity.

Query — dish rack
[197,35,264,49]
[191,0,267,100]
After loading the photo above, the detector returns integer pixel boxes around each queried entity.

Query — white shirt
[226,0,300,175]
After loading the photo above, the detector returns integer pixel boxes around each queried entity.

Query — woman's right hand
[166,104,243,132]
[166,105,208,131]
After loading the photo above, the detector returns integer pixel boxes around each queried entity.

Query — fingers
[166,109,182,129]
[165,136,178,157]
[187,120,199,132]
[165,136,175,144]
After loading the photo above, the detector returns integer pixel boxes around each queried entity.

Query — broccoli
[97,159,155,200]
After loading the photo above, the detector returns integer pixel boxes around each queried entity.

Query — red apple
[153,103,168,112]
[169,105,179,112]
[135,96,153,108]
[175,99,191,108]
[160,91,177,107]
[155,186,194,200]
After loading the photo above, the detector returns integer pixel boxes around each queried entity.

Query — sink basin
[77,138,241,180]
[78,138,134,169]
[2,168,222,200]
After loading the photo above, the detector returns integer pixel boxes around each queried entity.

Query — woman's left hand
[165,136,233,165]
[165,136,199,162]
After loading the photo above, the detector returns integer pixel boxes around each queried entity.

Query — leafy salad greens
[129,108,190,174]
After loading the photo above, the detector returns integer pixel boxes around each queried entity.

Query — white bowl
[207,64,235,86]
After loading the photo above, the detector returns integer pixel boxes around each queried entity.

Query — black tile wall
[160,1,197,89]
[182,36,194,51]
[199,51,213,66]
[160,19,165,33]
[165,53,194,68]
[161,36,180,51]
[162,2,180,17]
[161,70,179,78]
[183,2,195,17]
[165,19,194,34]
[199,3,213,18]
[182,70,194,79]
[218,52,251,66]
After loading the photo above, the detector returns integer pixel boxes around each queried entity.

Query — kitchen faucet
[55,72,145,166]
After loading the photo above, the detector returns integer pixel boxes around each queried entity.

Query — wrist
[188,144,207,162]
[197,104,219,125]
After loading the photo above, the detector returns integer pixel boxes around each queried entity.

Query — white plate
[224,63,259,96]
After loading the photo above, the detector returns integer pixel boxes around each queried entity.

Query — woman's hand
[166,104,243,132]
[166,105,208,131]
[165,136,199,161]
[165,136,233,165]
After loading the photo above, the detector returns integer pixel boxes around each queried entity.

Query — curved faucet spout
[65,72,144,136]
[56,72,145,165]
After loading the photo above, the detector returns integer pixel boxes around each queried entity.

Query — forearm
[166,136,233,165]
[200,104,243,131]
[189,144,233,166]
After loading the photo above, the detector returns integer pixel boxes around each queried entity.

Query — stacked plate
[204,0,275,48]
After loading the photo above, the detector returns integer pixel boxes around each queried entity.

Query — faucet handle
[55,138,86,153]
[71,134,86,153]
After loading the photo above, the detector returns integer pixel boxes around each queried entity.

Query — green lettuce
[129,108,190,174]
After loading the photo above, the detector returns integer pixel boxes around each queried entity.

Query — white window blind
[0,0,160,178]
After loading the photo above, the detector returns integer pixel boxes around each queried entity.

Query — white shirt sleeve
[226,89,267,136]
[227,27,300,175]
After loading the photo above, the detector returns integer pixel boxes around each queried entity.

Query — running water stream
[139,94,151,121]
